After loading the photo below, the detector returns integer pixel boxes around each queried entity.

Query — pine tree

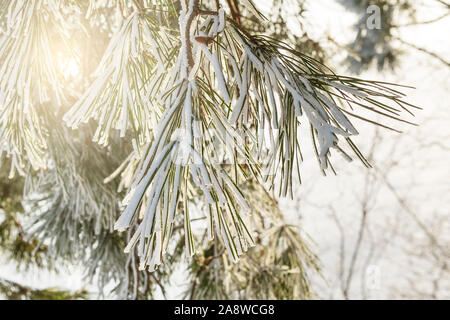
[0,0,420,299]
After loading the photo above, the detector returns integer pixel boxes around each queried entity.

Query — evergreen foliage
[0,0,425,299]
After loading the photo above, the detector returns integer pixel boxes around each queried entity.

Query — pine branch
[0,277,88,300]
[394,36,450,68]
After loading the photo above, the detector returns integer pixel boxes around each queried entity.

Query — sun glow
[57,51,81,80]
